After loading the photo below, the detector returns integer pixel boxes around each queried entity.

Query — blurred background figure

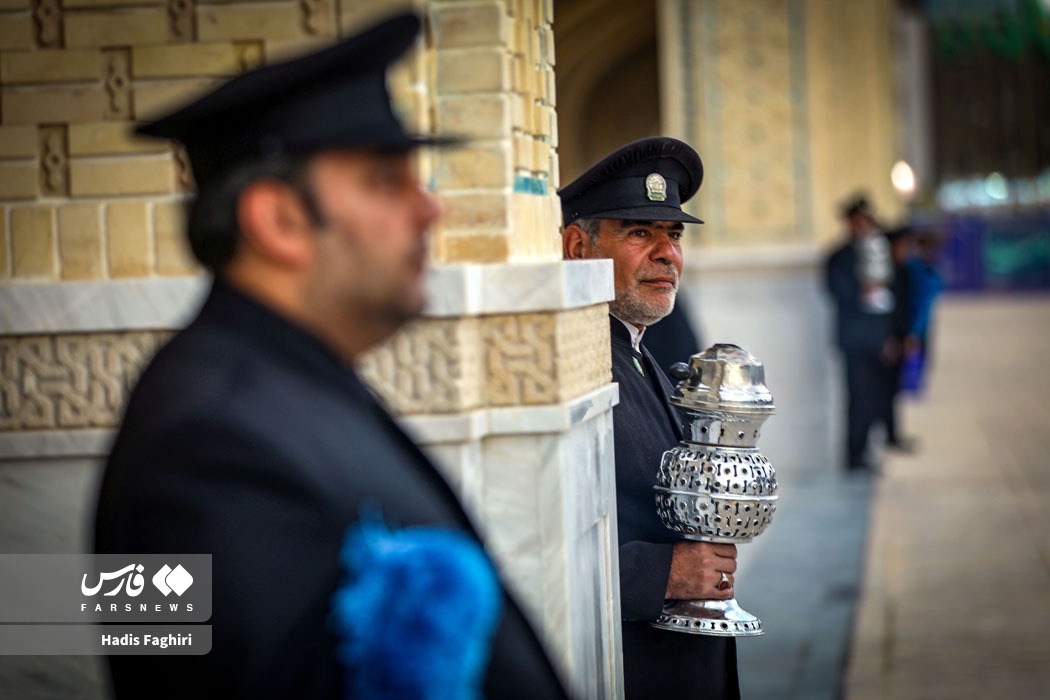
[900,230,945,396]
[824,195,895,473]
[881,225,918,451]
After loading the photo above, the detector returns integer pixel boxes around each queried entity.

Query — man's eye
[670,230,683,241]
[630,229,648,237]
[372,166,407,187]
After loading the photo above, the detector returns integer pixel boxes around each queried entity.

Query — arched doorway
[554,0,660,183]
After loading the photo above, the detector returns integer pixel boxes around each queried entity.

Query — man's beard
[610,284,677,327]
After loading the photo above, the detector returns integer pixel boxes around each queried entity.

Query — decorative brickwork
[431,0,561,263]
[482,303,611,406]
[0,331,170,430]
[711,0,800,241]
[38,124,68,197]
[357,316,484,415]
[357,303,612,413]
[0,0,349,282]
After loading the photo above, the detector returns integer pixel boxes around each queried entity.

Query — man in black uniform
[824,195,895,472]
[93,13,568,700]
[560,138,740,699]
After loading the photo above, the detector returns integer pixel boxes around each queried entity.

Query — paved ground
[844,295,1050,699]
[737,294,1050,700]
[733,392,875,699]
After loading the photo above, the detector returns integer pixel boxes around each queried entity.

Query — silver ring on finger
[717,571,731,591]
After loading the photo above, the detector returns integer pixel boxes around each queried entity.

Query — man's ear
[236,180,315,269]
[563,223,590,260]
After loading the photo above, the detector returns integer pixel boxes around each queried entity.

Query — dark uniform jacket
[641,296,703,380]
[94,281,568,700]
[610,318,740,700]
[824,241,891,357]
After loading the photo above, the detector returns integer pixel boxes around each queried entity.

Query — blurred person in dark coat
[824,195,895,472]
[93,13,568,700]
[880,226,918,451]
[561,138,739,700]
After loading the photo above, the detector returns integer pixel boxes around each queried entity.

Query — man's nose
[418,184,442,228]
[650,232,681,265]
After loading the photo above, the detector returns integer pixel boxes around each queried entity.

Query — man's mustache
[637,267,679,287]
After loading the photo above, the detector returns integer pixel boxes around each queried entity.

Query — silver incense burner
[652,344,777,636]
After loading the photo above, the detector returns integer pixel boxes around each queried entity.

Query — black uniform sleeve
[618,541,674,621]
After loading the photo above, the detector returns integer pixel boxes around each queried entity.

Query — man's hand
[665,541,738,600]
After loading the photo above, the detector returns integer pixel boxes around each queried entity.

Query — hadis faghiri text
[102,633,194,649]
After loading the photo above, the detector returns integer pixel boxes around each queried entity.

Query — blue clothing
[907,258,943,339]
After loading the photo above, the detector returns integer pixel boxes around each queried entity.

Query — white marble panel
[471,406,622,700]
[423,259,613,317]
[395,383,619,445]
[1,277,209,335]
[560,410,622,700]
[485,383,619,435]
[421,440,486,528]
[478,434,549,617]
[0,430,114,460]
[399,410,488,445]
[0,259,614,335]
[422,264,485,317]
[475,260,615,315]
[565,410,617,536]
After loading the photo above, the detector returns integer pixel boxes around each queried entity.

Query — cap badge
[645,173,667,202]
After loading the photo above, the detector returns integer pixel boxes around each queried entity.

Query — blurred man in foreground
[94,13,568,699]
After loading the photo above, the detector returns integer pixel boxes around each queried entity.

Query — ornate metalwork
[652,343,778,637]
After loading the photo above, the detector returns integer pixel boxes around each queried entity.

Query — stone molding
[0,277,209,335]
[0,330,171,432]
[2,383,620,459]
[1,258,616,444]
[0,259,613,334]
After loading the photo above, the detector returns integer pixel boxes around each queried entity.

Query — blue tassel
[331,518,502,700]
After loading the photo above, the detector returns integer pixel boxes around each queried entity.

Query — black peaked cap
[558,137,704,226]
[136,12,459,188]
[841,194,872,219]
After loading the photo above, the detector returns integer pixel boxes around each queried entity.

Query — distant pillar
[658,0,900,247]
